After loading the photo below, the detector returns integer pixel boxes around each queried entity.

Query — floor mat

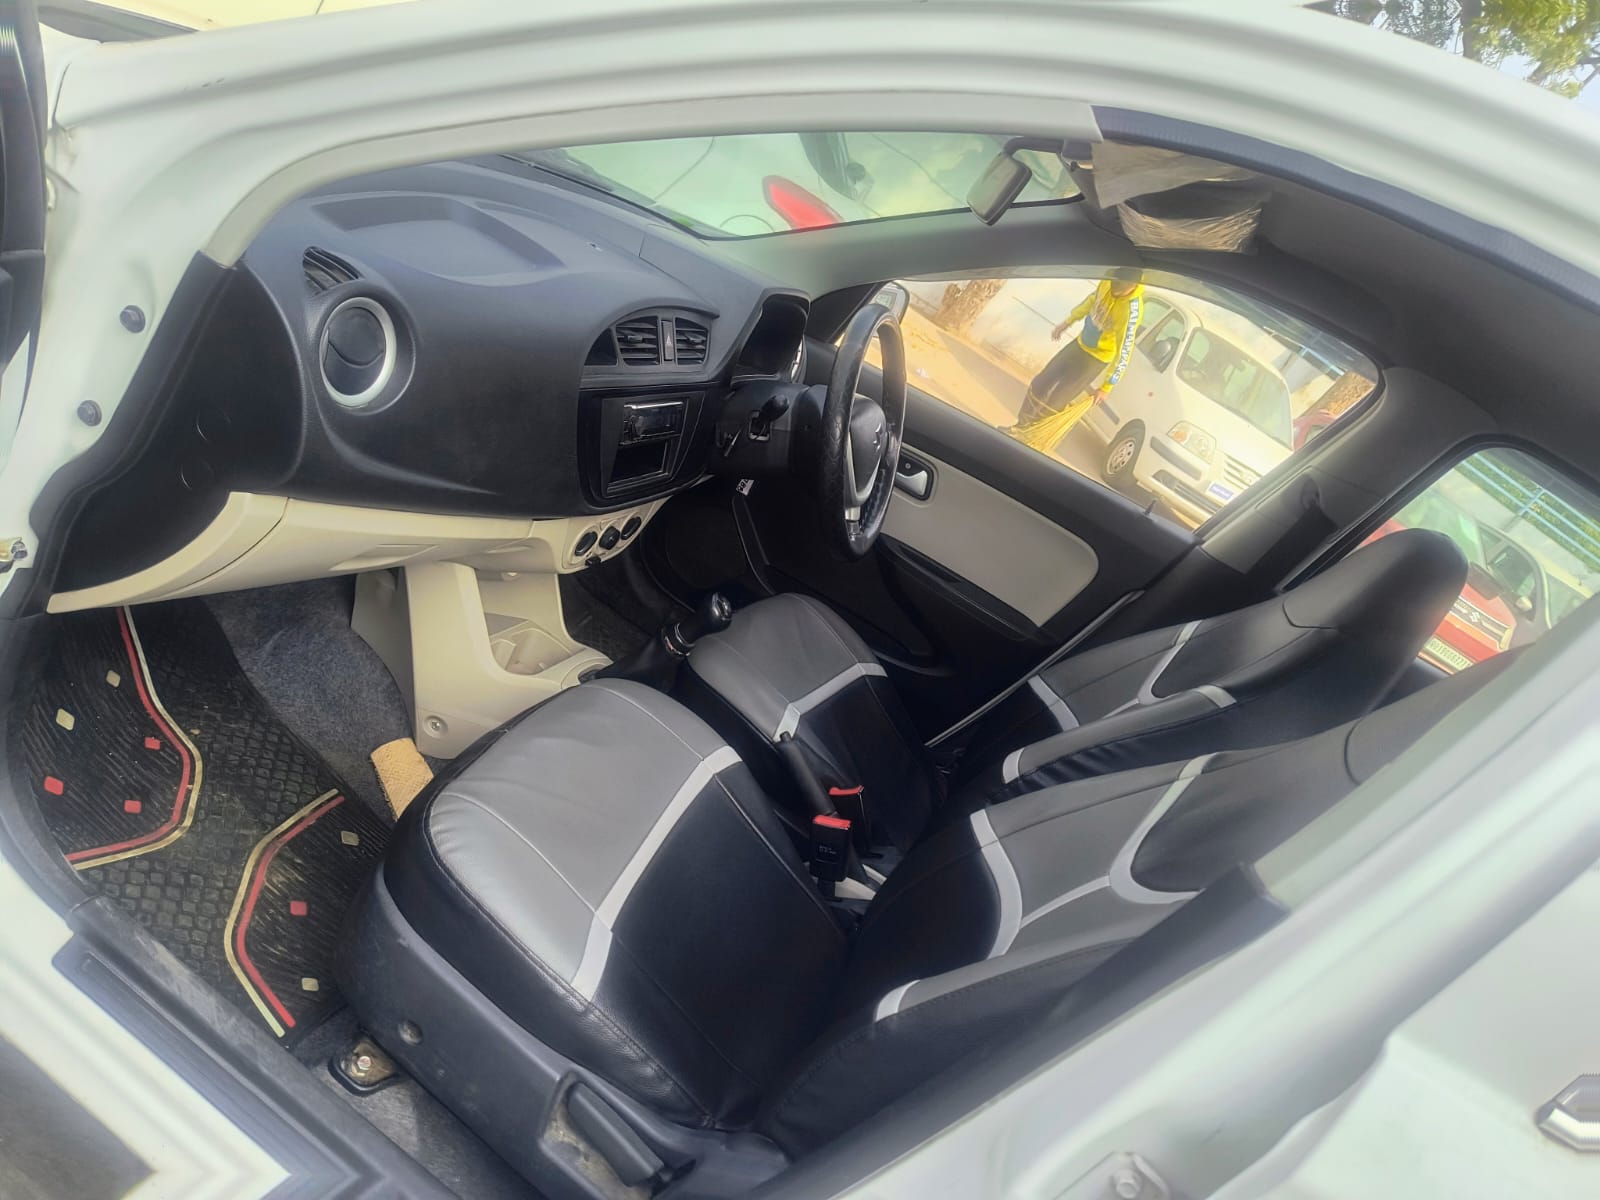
[559,572,653,662]
[18,602,390,1043]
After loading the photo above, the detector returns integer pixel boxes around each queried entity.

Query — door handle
[895,456,933,500]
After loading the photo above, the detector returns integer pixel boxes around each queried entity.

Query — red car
[1369,495,1531,673]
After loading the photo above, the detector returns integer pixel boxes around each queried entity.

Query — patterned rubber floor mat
[18,602,390,1043]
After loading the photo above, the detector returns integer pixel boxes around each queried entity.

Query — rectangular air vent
[614,317,661,366]
[673,318,708,366]
[303,247,358,294]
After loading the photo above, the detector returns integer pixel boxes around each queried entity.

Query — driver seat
[680,528,1466,849]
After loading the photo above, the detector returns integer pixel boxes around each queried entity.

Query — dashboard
[55,156,811,595]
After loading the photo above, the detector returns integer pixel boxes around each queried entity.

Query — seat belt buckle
[828,785,872,852]
[809,814,852,892]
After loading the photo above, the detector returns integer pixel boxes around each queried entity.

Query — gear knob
[667,592,733,653]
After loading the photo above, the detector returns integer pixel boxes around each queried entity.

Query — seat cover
[956,528,1467,804]
[758,647,1518,1154]
[376,679,848,1127]
[341,653,1511,1189]
[683,530,1463,844]
[682,592,942,849]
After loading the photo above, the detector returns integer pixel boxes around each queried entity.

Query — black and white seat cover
[684,529,1466,843]
[339,651,1509,1195]
[681,591,943,850]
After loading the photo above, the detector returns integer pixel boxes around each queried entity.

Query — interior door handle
[895,457,932,500]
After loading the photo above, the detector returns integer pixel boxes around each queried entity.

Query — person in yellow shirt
[1010,269,1145,450]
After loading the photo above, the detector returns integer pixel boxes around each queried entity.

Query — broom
[1013,390,1097,454]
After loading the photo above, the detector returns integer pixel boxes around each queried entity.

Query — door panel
[642,342,1197,736]
[0,2,47,405]
[725,344,1194,735]
[881,450,1099,626]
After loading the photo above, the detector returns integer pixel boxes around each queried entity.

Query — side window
[863,273,1376,527]
[864,280,1376,528]
[1138,312,1185,371]
[1366,447,1600,673]
[1138,295,1174,334]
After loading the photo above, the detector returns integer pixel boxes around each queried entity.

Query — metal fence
[1459,454,1600,575]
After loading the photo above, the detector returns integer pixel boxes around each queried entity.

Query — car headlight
[1167,421,1216,462]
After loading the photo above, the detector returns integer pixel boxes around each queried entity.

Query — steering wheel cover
[819,303,906,559]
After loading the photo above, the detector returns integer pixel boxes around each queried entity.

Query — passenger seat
[337,650,1513,1197]
[682,529,1466,847]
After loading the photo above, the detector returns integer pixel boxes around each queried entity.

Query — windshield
[506,133,1078,238]
[1175,329,1294,445]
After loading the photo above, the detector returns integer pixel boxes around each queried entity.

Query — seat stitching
[593,681,708,759]
[414,815,708,1122]
[600,923,768,1098]
[712,772,846,935]
[794,593,864,667]
[703,636,800,708]
[435,791,593,916]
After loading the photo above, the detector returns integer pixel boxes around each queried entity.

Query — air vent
[673,318,708,366]
[303,247,358,294]
[319,296,396,408]
[614,317,661,366]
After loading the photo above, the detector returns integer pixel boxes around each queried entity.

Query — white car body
[7,3,1600,1198]
[1082,299,1294,524]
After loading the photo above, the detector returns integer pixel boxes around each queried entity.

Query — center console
[580,390,709,502]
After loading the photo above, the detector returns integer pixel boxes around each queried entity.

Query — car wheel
[1102,422,1144,485]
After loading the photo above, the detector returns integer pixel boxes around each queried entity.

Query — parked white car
[1081,296,1294,524]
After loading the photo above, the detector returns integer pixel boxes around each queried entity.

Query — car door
[646,272,1372,738]
[0,1,48,459]
[682,276,1202,737]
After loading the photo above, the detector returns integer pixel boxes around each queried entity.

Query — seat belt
[927,590,1141,749]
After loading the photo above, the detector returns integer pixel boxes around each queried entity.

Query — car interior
[6,127,1600,1199]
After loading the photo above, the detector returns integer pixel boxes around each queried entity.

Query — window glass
[506,133,1077,238]
[864,272,1376,528]
[1367,447,1600,674]
[1139,312,1185,366]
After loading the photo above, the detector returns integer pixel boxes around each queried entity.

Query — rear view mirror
[871,282,910,323]
[967,154,1033,226]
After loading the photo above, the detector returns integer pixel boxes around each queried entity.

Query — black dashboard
[57,157,811,592]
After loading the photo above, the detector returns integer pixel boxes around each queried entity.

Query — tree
[1326,0,1600,98]
[930,279,1006,336]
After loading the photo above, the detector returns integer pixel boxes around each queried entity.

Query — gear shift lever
[595,591,733,690]
[663,592,734,656]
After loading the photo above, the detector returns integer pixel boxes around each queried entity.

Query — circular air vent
[319,296,397,408]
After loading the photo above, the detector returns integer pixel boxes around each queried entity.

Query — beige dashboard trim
[882,450,1099,627]
[47,493,288,614]
[47,492,665,614]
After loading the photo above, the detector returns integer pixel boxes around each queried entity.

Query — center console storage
[355,564,610,757]
[580,390,708,502]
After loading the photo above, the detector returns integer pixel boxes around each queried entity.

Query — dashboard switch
[574,530,598,557]
[599,526,621,551]
[620,516,642,540]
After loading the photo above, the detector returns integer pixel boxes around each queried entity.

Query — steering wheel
[817,303,906,559]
